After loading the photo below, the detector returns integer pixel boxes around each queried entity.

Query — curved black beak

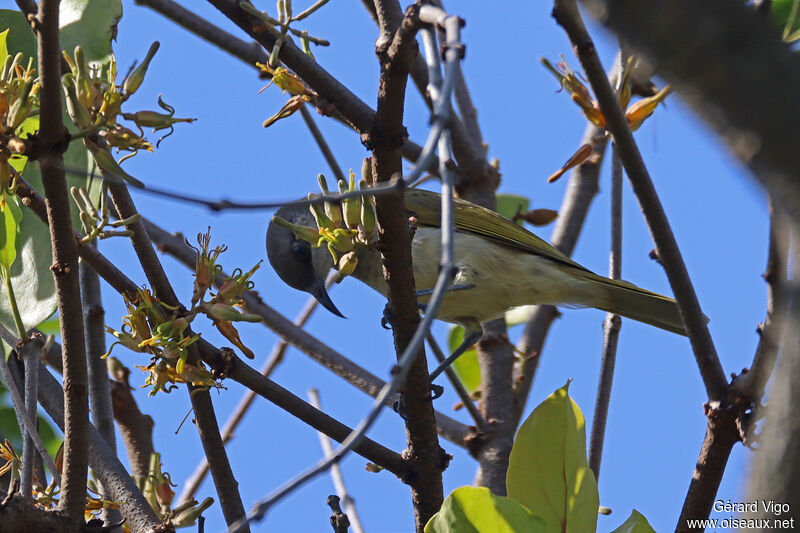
[308,275,345,318]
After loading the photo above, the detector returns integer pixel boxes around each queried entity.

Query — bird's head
[266,203,344,317]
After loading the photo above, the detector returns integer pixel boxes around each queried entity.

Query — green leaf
[495,194,529,225]
[0,11,36,61]
[36,314,60,337]
[773,0,800,33]
[610,510,656,533]
[425,486,547,533]
[0,194,23,272]
[0,406,22,447]
[0,3,117,334]
[448,326,481,393]
[0,28,8,63]
[506,381,599,533]
[59,0,122,69]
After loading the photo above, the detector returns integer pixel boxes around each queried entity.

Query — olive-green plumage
[267,188,690,336]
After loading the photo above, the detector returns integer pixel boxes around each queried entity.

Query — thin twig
[79,253,116,448]
[553,0,728,402]
[588,138,623,480]
[0,336,59,486]
[21,342,38,499]
[730,201,790,402]
[308,389,365,533]
[35,0,90,519]
[425,333,488,433]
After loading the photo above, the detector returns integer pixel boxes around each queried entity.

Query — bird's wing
[403,188,591,272]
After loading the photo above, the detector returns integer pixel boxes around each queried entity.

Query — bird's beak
[308,275,345,318]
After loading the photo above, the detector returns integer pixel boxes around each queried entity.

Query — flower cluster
[105,230,262,396]
[542,56,673,182]
[140,452,214,528]
[271,168,378,283]
[59,42,195,189]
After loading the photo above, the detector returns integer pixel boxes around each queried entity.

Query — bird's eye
[291,240,311,262]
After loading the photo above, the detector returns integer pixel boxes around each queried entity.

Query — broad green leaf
[506,381,599,533]
[0,194,23,272]
[610,510,656,533]
[0,28,8,62]
[425,486,546,533]
[0,406,62,459]
[36,314,60,337]
[0,3,117,333]
[0,11,35,61]
[59,0,122,69]
[496,194,529,225]
[448,326,481,393]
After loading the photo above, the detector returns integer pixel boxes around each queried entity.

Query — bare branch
[588,140,624,480]
[188,375,249,531]
[179,290,324,504]
[35,0,89,518]
[552,0,727,402]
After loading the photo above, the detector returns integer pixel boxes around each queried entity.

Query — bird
[266,187,689,381]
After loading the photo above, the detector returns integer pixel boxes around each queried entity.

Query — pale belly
[361,227,596,327]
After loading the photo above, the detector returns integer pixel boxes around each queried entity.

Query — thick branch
[369,4,445,528]
[35,0,89,519]
[188,377,249,531]
[675,404,740,531]
[36,361,162,532]
[110,368,154,483]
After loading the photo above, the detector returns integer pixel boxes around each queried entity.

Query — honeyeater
[266,188,687,379]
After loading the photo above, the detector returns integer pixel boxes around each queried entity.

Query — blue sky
[24,0,772,531]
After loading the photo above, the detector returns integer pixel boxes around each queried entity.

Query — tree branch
[552,0,728,402]
[35,0,89,519]
[179,290,323,504]
[367,4,446,528]
[588,141,623,480]
[188,374,249,531]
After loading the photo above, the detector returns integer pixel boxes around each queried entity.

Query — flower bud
[342,170,361,230]
[62,74,92,129]
[271,215,320,244]
[6,79,33,130]
[123,41,160,96]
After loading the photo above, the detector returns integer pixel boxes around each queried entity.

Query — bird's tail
[582,274,692,336]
